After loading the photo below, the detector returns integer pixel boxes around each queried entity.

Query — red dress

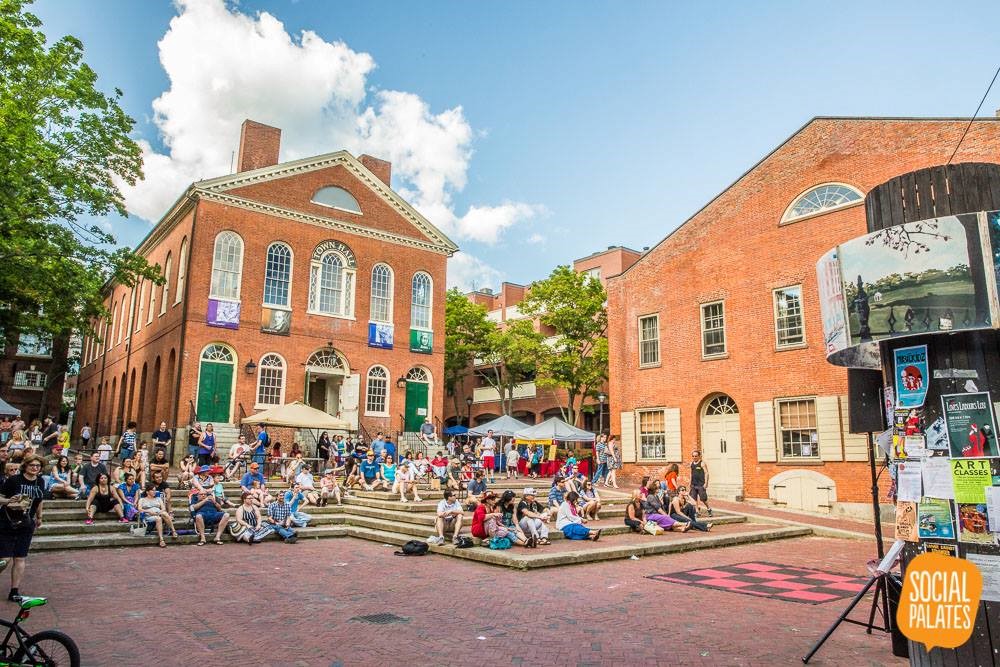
[471,504,488,539]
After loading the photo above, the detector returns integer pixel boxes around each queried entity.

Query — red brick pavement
[13,536,902,667]
[712,500,894,540]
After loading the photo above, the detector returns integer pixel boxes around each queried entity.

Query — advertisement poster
[903,435,927,458]
[409,329,433,354]
[894,345,929,408]
[260,308,290,335]
[922,457,955,499]
[883,386,895,428]
[207,298,240,329]
[942,392,998,458]
[987,486,1000,531]
[922,541,958,557]
[966,553,1000,602]
[895,501,918,542]
[816,248,849,355]
[918,497,955,539]
[957,503,996,545]
[838,214,990,346]
[926,416,950,451]
[952,459,992,503]
[368,323,393,349]
[897,461,922,502]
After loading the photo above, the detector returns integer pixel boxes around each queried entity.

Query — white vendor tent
[241,401,352,430]
[468,415,530,438]
[513,417,595,443]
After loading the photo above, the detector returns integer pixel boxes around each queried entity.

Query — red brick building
[75,120,456,453]
[607,117,1000,519]
[0,332,70,424]
[445,246,641,432]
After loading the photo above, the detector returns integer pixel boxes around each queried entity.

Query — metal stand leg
[802,574,886,663]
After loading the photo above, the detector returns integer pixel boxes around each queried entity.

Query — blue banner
[368,322,393,349]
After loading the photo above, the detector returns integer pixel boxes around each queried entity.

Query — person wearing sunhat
[517,487,551,546]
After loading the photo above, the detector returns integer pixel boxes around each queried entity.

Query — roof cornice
[195,189,456,256]
[195,150,458,253]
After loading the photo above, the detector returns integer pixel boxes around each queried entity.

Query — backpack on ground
[454,536,475,549]
[394,540,429,556]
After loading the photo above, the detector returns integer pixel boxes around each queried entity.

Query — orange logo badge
[897,553,982,651]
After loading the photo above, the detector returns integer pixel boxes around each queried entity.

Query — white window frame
[160,252,172,316]
[135,280,146,333]
[13,370,46,390]
[16,334,52,358]
[410,272,433,331]
[364,365,390,416]
[637,314,660,367]
[311,186,362,215]
[209,231,245,302]
[780,182,864,225]
[147,269,157,325]
[307,250,355,318]
[255,353,286,408]
[175,238,188,305]
[636,408,667,460]
[773,285,805,349]
[117,294,127,344]
[125,287,135,338]
[263,242,294,310]
[370,263,394,324]
[776,397,820,460]
[700,300,727,358]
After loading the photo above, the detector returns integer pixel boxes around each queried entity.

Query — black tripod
[802,431,896,664]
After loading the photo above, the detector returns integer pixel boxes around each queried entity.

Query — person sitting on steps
[556,492,602,541]
[432,488,464,545]
[669,486,712,532]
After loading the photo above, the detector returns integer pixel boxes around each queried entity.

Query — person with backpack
[253,424,269,467]
[116,421,138,463]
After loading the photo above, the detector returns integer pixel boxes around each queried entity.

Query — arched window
[410,272,432,330]
[406,366,429,383]
[175,238,188,305]
[311,186,362,214]
[370,264,393,323]
[210,231,244,301]
[263,242,293,308]
[255,353,286,406]
[147,265,158,325]
[365,365,389,415]
[135,280,146,333]
[308,247,355,318]
[117,294,127,344]
[160,252,172,315]
[781,183,863,223]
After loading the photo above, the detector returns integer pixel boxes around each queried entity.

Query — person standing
[479,430,497,483]
[592,434,608,484]
[252,424,269,467]
[79,422,92,450]
[197,424,217,467]
[0,455,47,600]
[604,436,621,489]
[40,418,59,456]
[151,421,172,454]
[187,422,203,460]
[116,421,138,463]
[317,432,332,464]
[689,450,713,517]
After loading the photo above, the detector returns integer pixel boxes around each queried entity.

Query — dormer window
[311,186,362,214]
[781,183,863,224]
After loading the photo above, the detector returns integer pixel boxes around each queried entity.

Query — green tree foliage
[479,319,543,417]
[0,0,158,341]
[444,288,492,420]
[519,265,608,426]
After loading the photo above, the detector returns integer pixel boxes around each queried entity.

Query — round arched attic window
[311,186,362,214]
[781,183,863,224]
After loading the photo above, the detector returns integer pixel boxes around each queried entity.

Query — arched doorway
[403,367,431,432]
[196,344,236,424]
[304,348,358,428]
[699,394,744,500]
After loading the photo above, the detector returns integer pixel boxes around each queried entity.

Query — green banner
[409,329,432,354]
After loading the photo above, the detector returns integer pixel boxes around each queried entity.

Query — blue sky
[30,0,1000,289]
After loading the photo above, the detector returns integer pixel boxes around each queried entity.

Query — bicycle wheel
[12,629,80,667]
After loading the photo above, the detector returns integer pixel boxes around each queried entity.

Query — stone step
[346,523,812,570]
[30,525,348,551]
[34,513,346,537]
[40,503,345,522]
[346,514,636,541]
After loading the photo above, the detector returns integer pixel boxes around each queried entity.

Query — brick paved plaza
[19,536,902,666]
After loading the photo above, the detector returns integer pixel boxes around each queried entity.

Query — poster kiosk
[816,163,1000,664]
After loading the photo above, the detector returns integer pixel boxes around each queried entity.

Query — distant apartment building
[444,246,642,432]
[0,331,70,423]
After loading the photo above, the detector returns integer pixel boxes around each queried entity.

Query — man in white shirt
[432,489,464,545]
[479,430,497,483]
[395,462,422,503]
[224,435,251,480]
[294,467,320,506]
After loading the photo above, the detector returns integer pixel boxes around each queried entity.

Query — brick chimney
[359,154,391,186]
[236,120,281,172]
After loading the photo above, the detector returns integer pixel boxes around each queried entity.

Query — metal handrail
[237,403,255,445]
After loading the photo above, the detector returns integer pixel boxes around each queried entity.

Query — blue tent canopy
[443,425,469,435]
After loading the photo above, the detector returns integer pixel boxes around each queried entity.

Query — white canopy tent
[0,398,20,417]
[513,417,595,443]
[241,401,352,430]
[467,414,531,438]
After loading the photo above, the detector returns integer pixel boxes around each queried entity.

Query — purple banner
[207,299,240,329]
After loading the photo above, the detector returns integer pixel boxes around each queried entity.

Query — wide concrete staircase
[32,476,811,569]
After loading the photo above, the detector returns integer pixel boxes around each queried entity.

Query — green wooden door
[404,381,428,432]
[197,361,233,423]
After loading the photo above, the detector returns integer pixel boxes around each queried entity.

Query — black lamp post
[465,396,473,427]
[597,392,607,434]
[396,376,407,389]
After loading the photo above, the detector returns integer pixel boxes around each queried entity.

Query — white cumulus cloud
[123,0,539,252]
[447,252,502,292]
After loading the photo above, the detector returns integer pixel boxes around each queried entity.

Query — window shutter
[816,395,843,462]
[664,408,681,460]
[840,395,870,462]
[620,411,637,463]
[754,401,777,462]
